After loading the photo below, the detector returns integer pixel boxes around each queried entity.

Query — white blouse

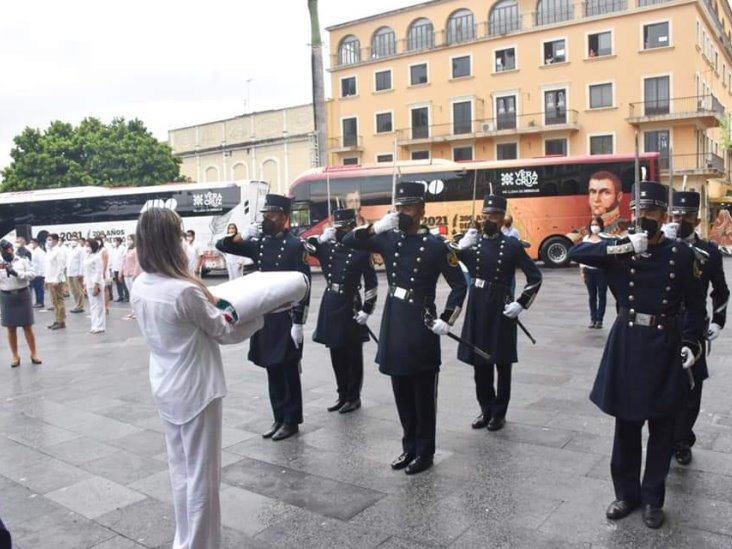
[131,273,263,425]
[0,256,34,291]
[83,253,104,289]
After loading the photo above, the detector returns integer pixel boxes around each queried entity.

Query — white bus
[0,180,269,274]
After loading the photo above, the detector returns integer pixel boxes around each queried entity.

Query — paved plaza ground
[1,262,732,549]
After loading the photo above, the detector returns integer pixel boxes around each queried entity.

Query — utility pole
[308,0,327,167]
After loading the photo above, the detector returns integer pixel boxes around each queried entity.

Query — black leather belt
[1,287,29,295]
[617,307,678,330]
[327,282,359,295]
[472,278,508,292]
[388,285,433,306]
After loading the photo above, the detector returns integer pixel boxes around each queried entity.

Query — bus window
[290,203,311,236]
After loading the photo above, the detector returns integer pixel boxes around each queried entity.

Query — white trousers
[124,276,135,296]
[86,287,106,332]
[225,262,242,281]
[162,398,222,549]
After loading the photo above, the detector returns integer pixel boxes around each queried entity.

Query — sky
[0,0,418,175]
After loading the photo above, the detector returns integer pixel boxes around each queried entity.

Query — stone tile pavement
[1,262,731,548]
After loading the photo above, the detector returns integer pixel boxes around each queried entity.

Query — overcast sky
[0,0,417,175]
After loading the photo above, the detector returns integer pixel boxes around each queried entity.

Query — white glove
[629,232,648,254]
[354,310,370,325]
[242,224,259,240]
[290,324,304,349]
[503,301,525,319]
[430,319,450,336]
[374,212,400,234]
[681,346,695,369]
[662,222,679,240]
[457,228,478,250]
[319,227,336,243]
[707,323,722,341]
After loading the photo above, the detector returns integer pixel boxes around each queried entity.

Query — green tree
[1,117,184,191]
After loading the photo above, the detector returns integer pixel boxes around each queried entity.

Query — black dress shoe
[50,323,65,330]
[596,321,603,328]
[405,455,434,475]
[487,417,506,431]
[262,422,282,439]
[338,399,361,414]
[675,445,692,465]
[471,414,489,429]
[327,399,345,412]
[605,499,638,520]
[589,321,597,329]
[390,452,414,470]
[271,423,299,441]
[642,505,665,529]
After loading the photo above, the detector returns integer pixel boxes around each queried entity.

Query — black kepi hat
[260,194,292,214]
[0,239,12,251]
[482,194,507,214]
[333,208,357,228]
[629,181,668,210]
[394,182,425,206]
[671,191,701,214]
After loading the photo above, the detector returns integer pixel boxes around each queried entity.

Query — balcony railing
[328,135,363,152]
[659,152,725,173]
[584,0,627,16]
[628,94,725,120]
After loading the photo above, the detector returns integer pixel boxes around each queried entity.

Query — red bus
[289,153,659,267]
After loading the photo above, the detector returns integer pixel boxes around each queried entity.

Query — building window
[536,0,573,26]
[589,83,613,108]
[410,63,428,85]
[376,154,394,163]
[544,39,566,64]
[497,142,518,160]
[446,8,475,45]
[343,157,359,165]
[452,55,471,78]
[339,35,361,65]
[371,27,396,58]
[490,0,521,35]
[588,31,612,57]
[375,70,392,92]
[496,95,517,129]
[376,112,393,133]
[407,18,435,51]
[590,135,614,154]
[644,76,670,115]
[342,118,358,147]
[411,107,429,139]
[453,101,472,134]
[544,90,567,124]
[495,48,516,71]
[412,150,430,160]
[644,22,669,49]
[453,146,474,161]
[585,0,626,17]
[644,130,670,169]
[545,138,568,156]
[341,77,356,98]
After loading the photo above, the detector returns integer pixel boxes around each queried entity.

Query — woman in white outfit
[224,223,244,280]
[83,239,106,334]
[131,208,264,549]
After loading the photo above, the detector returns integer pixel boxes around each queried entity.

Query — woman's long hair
[136,208,216,303]
[88,239,101,254]
[587,215,605,233]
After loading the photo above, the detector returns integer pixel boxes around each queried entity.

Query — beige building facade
[326,0,732,232]
[169,104,316,195]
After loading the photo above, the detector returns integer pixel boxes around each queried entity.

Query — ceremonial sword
[423,310,493,362]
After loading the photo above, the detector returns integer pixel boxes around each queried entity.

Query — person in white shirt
[184,230,204,277]
[99,235,113,313]
[1,239,42,367]
[131,208,265,549]
[501,215,521,240]
[44,234,67,330]
[29,238,46,308]
[66,236,86,313]
[83,239,106,334]
[111,237,129,302]
[224,224,245,280]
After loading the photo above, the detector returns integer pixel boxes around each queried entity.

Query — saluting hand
[242,224,259,241]
[319,227,336,243]
[629,232,648,254]
[661,223,679,240]
[373,212,400,234]
[457,228,478,250]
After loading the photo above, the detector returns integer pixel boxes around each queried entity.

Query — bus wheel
[540,237,571,268]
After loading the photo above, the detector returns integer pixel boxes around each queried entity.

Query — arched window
[204,166,220,182]
[407,18,435,51]
[585,0,626,17]
[371,26,396,58]
[446,9,475,45]
[535,0,573,25]
[489,0,521,35]
[231,162,248,181]
[338,35,361,65]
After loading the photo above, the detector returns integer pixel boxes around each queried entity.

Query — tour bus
[289,154,659,267]
[0,180,269,275]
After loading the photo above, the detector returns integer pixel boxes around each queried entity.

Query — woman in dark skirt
[0,239,42,367]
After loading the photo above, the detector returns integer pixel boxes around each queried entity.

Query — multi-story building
[168,104,316,195]
[325,0,732,227]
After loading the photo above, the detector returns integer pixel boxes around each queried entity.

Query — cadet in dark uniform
[306,208,378,414]
[663,191,729,465]
[569,181,705,529]
[453,195,542,431]
[343,182,467,475]
[216,194,311,441]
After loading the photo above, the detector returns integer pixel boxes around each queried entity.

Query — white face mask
[71,241,78,247]
[590,225,601,235]
[46,240,53,248]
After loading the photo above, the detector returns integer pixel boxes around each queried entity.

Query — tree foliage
[1,117,184,191]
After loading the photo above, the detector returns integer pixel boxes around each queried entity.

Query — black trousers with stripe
[391,370,438,458]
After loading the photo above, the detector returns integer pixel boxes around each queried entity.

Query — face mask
[590,225,601,235]
[483,221,499,236]
[640,217,659,239]
[261,218,278,236]
[1,252,12,262]
[679,221,695,240]
[46,240,54,248]
[335,229,348,242]
[397,213,414,232]
[186,237,193,243]
[85,247,92,253]
[227,230,236,236]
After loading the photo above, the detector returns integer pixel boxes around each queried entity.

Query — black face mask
[483,221,499,236]
[1,252,12,262]
[398,213,414,232]
[640,217,659,239]
[679,221,695,240]
[335,229,348,242]
[261,219,278,236]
